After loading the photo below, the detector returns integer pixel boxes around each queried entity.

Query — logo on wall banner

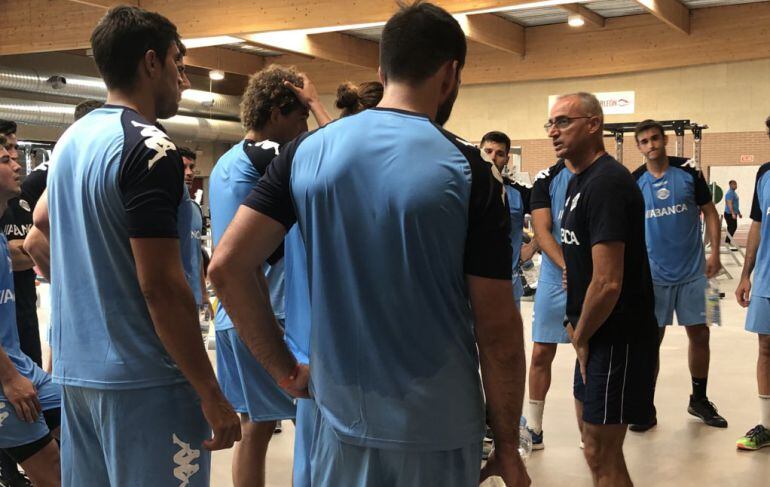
[548,91,635,115]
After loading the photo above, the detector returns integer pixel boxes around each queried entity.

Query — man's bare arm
[208,207,304,393]
[23,228,49,281]
[701,202,721,278]
[532,208,564,269]
[131,238,240,450]
[8,239,34,272]
[736,221,761,307]
[572,241,625,346]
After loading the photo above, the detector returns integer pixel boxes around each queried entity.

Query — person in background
[725,180,742,250]
[335,81,383,117]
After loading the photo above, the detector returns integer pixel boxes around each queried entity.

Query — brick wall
[513,130,770,180]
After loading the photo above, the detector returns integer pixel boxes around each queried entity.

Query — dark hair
[380,1,466,84]
[178,147,197,161]
[0,119,17,136]
[91,6,183,90]
[335,81,384,117]
[729,180,737,185]
[240,64,305,131]
[480,131,511,154]
[74,100,104,121]
[0,134,6,149]
[634,119,665,142]
[765,115,770,130]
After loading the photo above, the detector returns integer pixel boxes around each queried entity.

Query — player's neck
[646,155,669,177]
[378,83,439,121]
[105,89,158,124]
[245,129,266,142]
[570,146,607,174]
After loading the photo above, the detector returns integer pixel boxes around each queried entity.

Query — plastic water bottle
[705,278,721,327]
[519,416,532,461]
[521,260,538,288]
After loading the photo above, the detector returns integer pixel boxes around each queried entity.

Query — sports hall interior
[2,0,770,485]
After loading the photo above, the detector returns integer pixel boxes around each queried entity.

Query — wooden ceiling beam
[184,47,265,78]
[633,0,690,34]
[560,3,605,28]
[459,14,525,56]
[65,0,136,7]
[242,32,379,70]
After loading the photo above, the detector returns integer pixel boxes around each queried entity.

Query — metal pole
[674,124,685,158]
[691,124,703,173]
[615,131,624,164]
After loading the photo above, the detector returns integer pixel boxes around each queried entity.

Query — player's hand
[705,254,720,279]
[281,364,311,399]
[520,243,536,263]
[736,277,752,308]
[479,447,531,486]
[562,268,568,290]
[738,213,743,219]
[1,373,41,423]
[284,74,320,108]
[200,392,241,451]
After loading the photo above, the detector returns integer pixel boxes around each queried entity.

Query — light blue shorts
[60,383,210,486]
[292,398,316,487]
[310,408,482,487]
[532,281,570,344]
[746,295,770,335]
[653,276,707,327]
[215,328,296,422]
[0,364,60,448]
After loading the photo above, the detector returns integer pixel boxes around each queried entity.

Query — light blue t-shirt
[48,105,192,389]
[283,226,310,365]
[530,160,574,285]
[633,157,711,285]
[243,108,512,451]
[181,199,203,306]
[505,180,529,300]
[726,188,740,216]
[209,140,285,332]
[0,235,36,379]
[750,162,770,297]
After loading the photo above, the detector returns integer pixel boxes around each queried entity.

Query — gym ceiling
[2,0,770,93]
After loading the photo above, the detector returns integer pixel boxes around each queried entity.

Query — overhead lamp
[209,69,225,81]
[568,14,585,27]
[182,36,241,49]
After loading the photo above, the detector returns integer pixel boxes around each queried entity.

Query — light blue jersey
[244,108,512,451]
[633,157,711,285]
[181,199,203,306]
[284,226,310,365]
[726,188,740,216]
[48,105,193,389]
[750,162,770,298]
[209,140,285,332]
[505,180,529,301]
[530,160,574,285]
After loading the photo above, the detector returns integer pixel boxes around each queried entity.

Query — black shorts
[573,339,657,425]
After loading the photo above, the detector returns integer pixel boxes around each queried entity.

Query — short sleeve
[21,166,48,211]
[464,154,512,280]
[694,171,712,206]
[750,164,770,222]
[119,133,184,238]
[242,133,309,230]
[519,184,532,215]
[530,168,553,211]
[586,176,629,246]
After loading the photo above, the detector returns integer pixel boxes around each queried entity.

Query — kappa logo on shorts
[0,402,8,427]
[172,434,201,487]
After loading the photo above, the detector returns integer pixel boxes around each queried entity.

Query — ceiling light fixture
[182,36,241,49]
[568,14,585,27]
[209,69,225,81]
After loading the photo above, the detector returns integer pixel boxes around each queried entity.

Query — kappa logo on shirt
[0,402,8,428]
[18,200,30,213]
[253,140,280,156]
[566,192,581,212]
[131,121,178,170]
[534,167,551,181]
[682,159,697,169]
[172,434,201,487]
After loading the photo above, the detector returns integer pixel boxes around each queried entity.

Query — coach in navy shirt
[210,3,529,486]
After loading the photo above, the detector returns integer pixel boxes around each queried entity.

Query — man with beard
[208,2,529,485]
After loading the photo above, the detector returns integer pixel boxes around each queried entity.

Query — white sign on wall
[548,91,635,115]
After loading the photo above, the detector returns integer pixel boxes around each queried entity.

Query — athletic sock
[692,376,708,400]
[760,395,770,429]
[528,399,545,434]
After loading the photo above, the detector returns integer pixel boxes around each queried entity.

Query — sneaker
[629,407,657,432]
[688,395,728,428]
[527,427,544,450]
[737,425,770,451]
[274,421,282,434]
